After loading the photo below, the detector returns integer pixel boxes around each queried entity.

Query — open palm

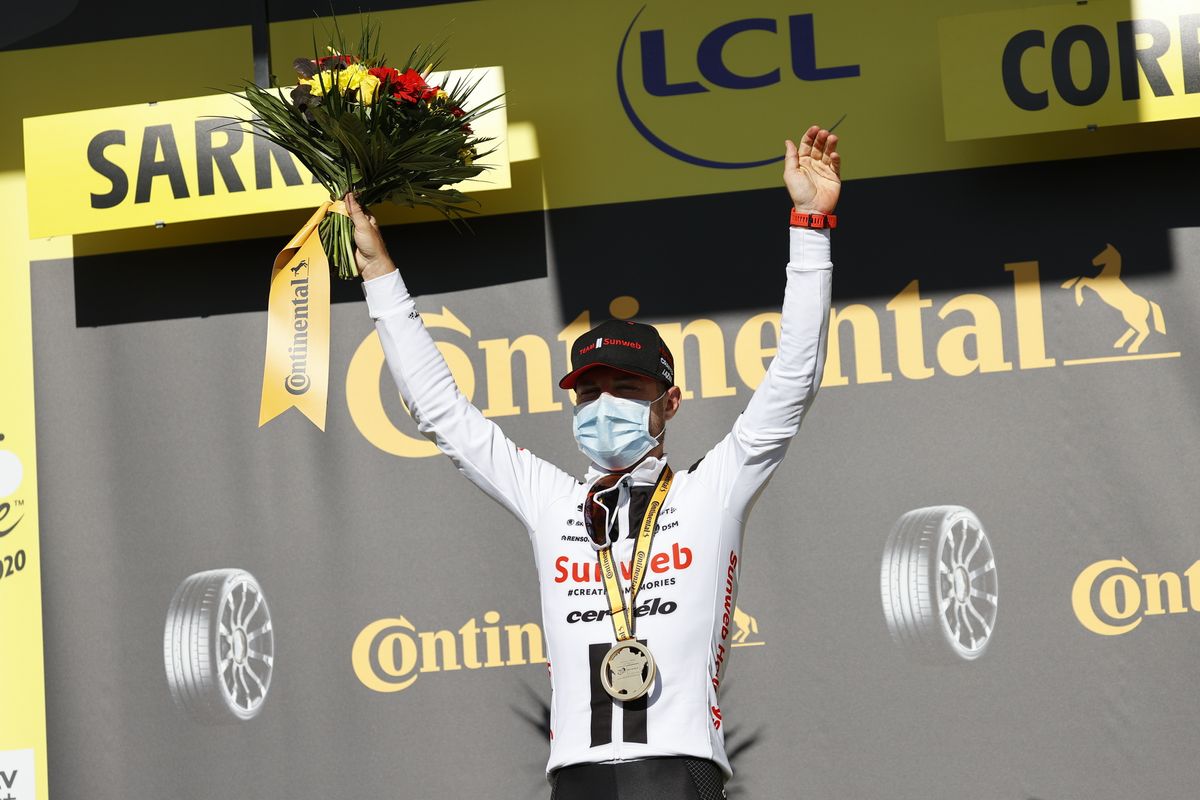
[784,125,841,214]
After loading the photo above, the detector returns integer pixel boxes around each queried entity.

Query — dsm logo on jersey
[617,5,860,168]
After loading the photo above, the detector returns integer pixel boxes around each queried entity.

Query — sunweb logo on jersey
[616,6,860,168]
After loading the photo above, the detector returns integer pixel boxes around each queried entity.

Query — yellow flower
[357,73,382,106]
[298,64,380,105]
[299,70,337,97]
[336,63,369,94]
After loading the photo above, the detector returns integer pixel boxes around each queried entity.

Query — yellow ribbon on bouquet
[258,200,348,430]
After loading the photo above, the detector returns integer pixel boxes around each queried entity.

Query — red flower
[316,53,355,68]
[364,66,443,105]
[393,68,430,102]
[450,106,465,118]
[369,66,401,88]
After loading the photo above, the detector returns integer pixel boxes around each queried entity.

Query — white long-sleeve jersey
[363,227,833,778]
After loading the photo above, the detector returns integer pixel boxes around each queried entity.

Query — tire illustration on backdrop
[880,506,998,662]
[163,568,275,723]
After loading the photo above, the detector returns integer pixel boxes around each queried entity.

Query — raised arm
[349,194,576,532]
[695,126,839,521]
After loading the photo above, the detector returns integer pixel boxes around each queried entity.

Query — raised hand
[344,192,396,281]
[783,125,841,215]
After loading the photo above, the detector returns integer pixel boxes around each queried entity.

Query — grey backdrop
[31,156,1200,799]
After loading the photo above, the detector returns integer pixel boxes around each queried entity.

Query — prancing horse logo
[1061,244,1166,353]
[732,606,759,644]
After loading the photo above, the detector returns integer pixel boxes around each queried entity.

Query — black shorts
[550,757,727,800]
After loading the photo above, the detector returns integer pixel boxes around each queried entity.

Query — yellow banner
[258,202,337,430]
[0,172,49,798]
[22,67,508,239]
[12,3,1200,253]
[940,0,1200,140]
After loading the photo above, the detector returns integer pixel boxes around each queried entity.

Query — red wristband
[790,209,837,229]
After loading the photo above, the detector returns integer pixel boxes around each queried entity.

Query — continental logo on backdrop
[352,611,544,693]
[616,5,860,168]
[352,606,763,692]
[1073,557,1200,635]
[345,244,1178,459]
[21,68,507,239]
[939,0,1200,140]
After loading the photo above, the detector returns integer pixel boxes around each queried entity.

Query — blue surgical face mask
[572,391,666,471]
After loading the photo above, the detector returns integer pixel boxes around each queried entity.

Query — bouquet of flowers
[252,21,501,432]
[239,22,500,278]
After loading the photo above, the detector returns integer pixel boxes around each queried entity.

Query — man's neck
[610,445,665,475]
[587,453,667,487]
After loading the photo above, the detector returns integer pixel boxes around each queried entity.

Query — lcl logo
[617,6,860,168]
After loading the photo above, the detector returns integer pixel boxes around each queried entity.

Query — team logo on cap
[578,337,645,356]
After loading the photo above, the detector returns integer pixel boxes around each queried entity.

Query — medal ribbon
[258,200,348,431]
[596,465,674,643]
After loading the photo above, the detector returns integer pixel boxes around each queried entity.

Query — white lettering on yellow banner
[22,68,508,238]
[939,0,1200,140]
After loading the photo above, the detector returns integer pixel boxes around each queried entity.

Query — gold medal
[599,640,656,701]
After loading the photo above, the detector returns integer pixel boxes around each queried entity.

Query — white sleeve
[692,226,833,522]
[363,270,578,532]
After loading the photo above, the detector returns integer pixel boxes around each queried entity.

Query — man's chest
[535,482,727,643]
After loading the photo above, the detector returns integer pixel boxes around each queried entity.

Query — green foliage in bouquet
[237,19,502,278]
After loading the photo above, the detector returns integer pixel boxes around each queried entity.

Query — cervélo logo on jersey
[567,596,678,624]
